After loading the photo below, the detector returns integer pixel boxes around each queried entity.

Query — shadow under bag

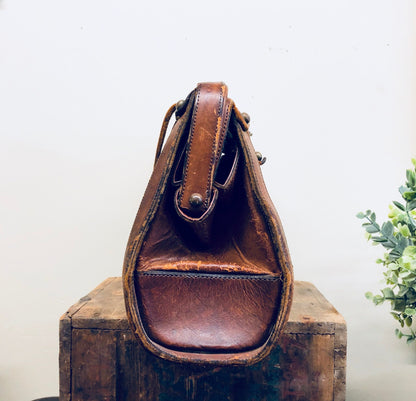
[123,82,294,365]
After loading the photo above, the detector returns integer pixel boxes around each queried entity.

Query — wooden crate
[60,278,346,401]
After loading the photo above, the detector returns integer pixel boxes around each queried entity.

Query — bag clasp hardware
[256,151,267,166]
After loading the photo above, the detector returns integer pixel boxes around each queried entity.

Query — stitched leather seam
[214,99,231,179]
[123,98,195,361]
[126,111,189,266]
[204,85,224,208]
[234,118,293,348]
[137,271,282,281]
[179,86,200,205]
[242,122,290,268]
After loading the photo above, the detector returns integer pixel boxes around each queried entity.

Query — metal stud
[256,151,267,165]
[176,99,185,113]
[241,112,250,124]
[189,193,203,208]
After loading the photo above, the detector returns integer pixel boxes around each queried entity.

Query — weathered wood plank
[333,323,347,401]
[286,281,345,335]
[66,277,118,319]
[68,329,338,401]
[278,333,334,401]
[59,277,118,401]
[60,278,347,401]
[59,314,72,401]
[115,329,283,401]
[71,277,129,330]
[71,329,117,401]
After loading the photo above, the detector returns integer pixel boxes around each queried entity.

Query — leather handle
[178,82,232,216]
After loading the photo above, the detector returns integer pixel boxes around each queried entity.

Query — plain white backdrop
[1,1,415,400]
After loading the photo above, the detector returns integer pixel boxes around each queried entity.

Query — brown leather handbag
[123,82,293,365]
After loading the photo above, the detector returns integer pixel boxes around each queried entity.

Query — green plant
[357,159,416,344]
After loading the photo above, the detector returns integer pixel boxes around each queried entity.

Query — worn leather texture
[123,82,294,365]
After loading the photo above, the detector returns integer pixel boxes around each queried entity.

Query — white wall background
[1,1,415,400]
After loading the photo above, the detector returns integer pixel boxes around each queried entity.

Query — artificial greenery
[357,159,416,344]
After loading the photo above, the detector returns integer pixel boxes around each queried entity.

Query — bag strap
[154,85,249,168]
[154,103,177,166]
[177,82,232,216]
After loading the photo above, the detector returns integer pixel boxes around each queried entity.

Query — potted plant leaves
[357,159,416,344]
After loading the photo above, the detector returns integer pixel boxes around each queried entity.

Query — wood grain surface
[60,278,346,401]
